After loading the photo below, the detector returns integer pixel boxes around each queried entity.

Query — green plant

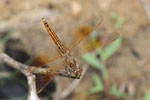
[88,73,104,94]
[111,12,126,29]
[0,30,11,47]
[82,36,123,96]
[110,83,128,98]
[144,89,150,100]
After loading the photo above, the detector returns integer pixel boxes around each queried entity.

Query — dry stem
[0,53,40,100]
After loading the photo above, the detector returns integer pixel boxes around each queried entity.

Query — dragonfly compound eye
[73,67,82,78]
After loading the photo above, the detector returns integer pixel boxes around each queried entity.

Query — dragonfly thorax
[64,51,82,78]
[64,51,77,68]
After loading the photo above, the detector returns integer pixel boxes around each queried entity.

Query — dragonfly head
[71,67,82,78]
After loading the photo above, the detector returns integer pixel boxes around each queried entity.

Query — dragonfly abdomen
[42,18,67,54]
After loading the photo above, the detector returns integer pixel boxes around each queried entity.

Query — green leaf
[110,84,128,98]
[111,12,118,20]
[111,12,126,29]
[115,17,125,29]
[81,54,108,79]
[97,37,122,61]
[0,30,11,47]
[144,89,150,100]
[88,73,104,94]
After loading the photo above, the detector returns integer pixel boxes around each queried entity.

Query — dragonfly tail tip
[37,89,42,94]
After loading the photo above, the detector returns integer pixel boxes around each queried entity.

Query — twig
[54,65,88,100]
[27,75,40,100]
[0,53,40,100]
[141,0,150,24]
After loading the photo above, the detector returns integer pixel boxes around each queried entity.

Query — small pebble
[137,60,145,67]
[71,2,82,16]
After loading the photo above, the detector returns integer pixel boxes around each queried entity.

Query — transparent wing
[56,14,119,57]
[28,54,62,72]
[32,57,65,94]
[41,13,103,50]
[67,17,119,57]
[64,15,103,50]
[26,17,66,69]
[68,16,103,51]
[71,31,119,57]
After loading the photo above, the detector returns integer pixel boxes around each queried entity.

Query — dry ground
[0,0,150,100]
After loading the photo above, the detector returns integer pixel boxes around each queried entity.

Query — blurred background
[0,0,150,100]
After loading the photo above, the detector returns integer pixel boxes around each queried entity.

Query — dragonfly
[28,15,119,94]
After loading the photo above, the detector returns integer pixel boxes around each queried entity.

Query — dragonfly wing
[33,57,65,94]
[67,15,103,51]
[70,27,119,57]
[25,19,65,67]
[62,15,103,50]
[36,73,54,94]
[28,54,62,73]
[58,14,119,57]
[41,14,103,51]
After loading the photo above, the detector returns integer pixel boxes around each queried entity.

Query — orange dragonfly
[28,15,119,94]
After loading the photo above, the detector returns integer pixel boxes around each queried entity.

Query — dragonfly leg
[58,66,82,79]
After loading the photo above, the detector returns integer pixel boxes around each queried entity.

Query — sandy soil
[0,0,150,100]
